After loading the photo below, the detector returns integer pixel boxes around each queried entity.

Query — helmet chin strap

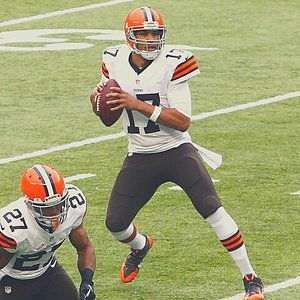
[132,41,164,60]
[136,49,159,60]
[36,220,56,233]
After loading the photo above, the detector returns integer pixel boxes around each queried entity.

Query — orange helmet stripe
[32,165,57,197]
[141,6,155,22]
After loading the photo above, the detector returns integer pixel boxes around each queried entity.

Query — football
[96,79,123,127]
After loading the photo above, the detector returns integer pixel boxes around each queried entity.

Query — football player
[90,6,264,300]
[0,164,96,300]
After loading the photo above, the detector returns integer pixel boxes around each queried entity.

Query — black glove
[80,281,95,300]
[79,269,95,300]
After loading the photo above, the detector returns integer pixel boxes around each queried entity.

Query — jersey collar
[128,52,153,75]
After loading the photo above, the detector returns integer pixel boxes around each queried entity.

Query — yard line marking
[65,173,96,183]
[0,91,299,166]
[291,191,300,195]
[220,276,300,300]
[0,0,136,28]
[0,132,126,165]
[192,91,300,121]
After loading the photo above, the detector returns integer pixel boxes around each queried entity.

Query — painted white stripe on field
[0,92,299,166]
[0,0,135,28]
[192,91,300,121]
[65,173,96,183]
[291,191,300,195]
[0,132,126,165]
[220,276,300,300]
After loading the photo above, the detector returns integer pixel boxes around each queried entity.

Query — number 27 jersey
[101,44,200,153]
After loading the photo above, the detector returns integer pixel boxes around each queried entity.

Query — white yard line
[0,92,299,165]
[191,91,300,121]
[0,132,126,165]
[220,276,300,300]
[291,191,300,195]
[65,173,96,182]
[0,0,136,28]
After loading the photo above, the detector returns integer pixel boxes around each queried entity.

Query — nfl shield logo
[4,286,12,294]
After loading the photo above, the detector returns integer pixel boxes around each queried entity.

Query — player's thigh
[107,155,160,222]
[0,277,33,300]
[171,144,222,218]
[37,264,79,300]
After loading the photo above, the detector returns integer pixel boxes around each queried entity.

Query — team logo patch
[4,286,12,294]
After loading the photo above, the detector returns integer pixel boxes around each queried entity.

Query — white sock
[206,207,256,277]
[109,223,146,250]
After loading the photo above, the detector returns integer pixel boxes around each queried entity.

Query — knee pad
[105,213,129,232]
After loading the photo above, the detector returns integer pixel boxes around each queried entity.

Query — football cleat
[120,235,153,283]
[243,274,264,300]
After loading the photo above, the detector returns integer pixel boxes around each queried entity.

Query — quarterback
[0,164,96,300]
[90,6,264,300]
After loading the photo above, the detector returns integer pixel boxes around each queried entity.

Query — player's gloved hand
[80,281,95,300]
[79,269,95,300]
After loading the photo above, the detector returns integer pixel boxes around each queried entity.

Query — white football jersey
[100,44,200,153]
[0,184,86,280]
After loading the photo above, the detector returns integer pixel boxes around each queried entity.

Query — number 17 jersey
[100,44,200,154]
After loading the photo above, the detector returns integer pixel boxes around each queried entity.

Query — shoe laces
[125,246,148,268]
[244,274,264,296]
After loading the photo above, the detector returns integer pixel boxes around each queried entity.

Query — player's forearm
[136,100,190,132]
[77,244,96,273]
[155,107,190,132]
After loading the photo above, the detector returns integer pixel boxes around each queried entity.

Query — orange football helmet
[21,164,69,232]
[124,6,166,60]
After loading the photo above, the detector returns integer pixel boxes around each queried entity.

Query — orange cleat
[243,274,264,300]
[120,235,153,283]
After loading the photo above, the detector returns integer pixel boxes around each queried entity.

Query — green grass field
[0,1,300,299]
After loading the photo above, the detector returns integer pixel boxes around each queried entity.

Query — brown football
[96,79,123,127]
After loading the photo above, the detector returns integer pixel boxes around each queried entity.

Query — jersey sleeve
[167,80,192,117]
[167,49,200,85]
[0,209,19,253]
[66,184,87,230]
[0,230,17,252]
[100,45,123,83]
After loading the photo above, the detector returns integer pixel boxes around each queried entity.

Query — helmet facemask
[127,26,166,60]
[26,189,69,233]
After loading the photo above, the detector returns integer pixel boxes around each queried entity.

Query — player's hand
[79,281,95,300]
[90,83,105,115]
[106,88,139,111]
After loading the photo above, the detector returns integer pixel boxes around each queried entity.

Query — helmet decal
[32,164,58,198]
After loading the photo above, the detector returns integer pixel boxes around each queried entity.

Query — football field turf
[0,1,299,299]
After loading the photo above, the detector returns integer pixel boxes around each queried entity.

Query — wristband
[80,268,94,283]
[149,106,162,122]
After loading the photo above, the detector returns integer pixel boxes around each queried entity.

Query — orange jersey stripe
[171,56,198,81]
[102,62,109,79]
[0,232,17,249]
